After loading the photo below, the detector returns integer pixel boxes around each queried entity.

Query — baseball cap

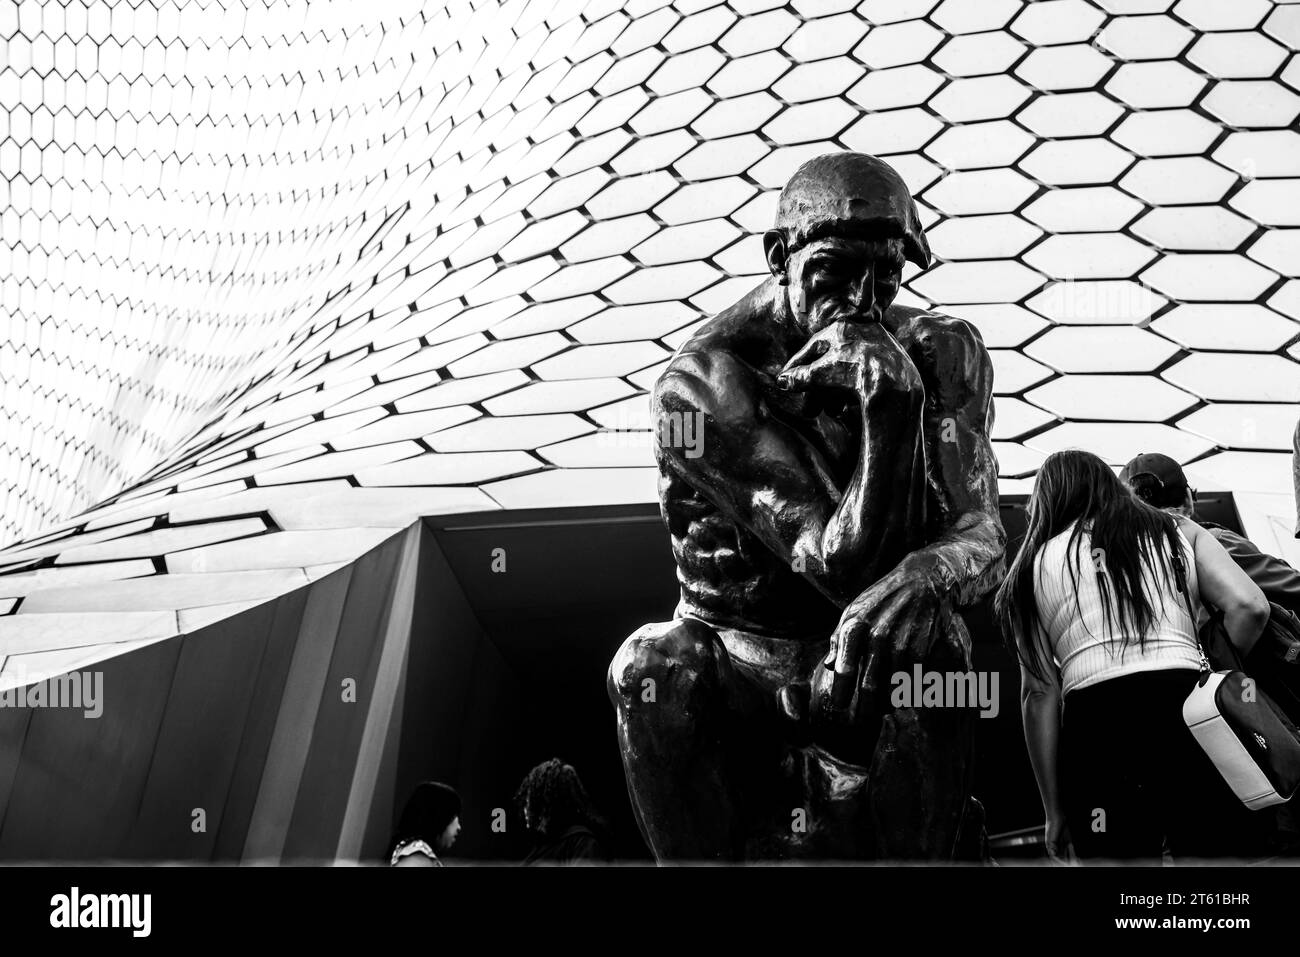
[1120,452,1189,497]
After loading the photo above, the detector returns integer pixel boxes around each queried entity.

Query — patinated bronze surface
[607,152,1007,861]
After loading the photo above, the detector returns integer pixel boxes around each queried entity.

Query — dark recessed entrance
[413,491,1246,861]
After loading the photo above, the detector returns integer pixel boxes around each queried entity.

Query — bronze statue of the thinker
[608,152,1007,861]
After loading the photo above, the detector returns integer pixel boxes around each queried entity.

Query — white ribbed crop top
[1032,519,1205,696]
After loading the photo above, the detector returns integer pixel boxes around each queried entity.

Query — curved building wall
[0,0,1298,695]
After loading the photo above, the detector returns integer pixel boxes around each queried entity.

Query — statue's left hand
[816,551,956,723]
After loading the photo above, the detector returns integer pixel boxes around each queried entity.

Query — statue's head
[764,151,930,335]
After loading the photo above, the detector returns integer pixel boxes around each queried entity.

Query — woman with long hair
[514,758,609,865]
[992,449,1271,863]
[388,781,462,867]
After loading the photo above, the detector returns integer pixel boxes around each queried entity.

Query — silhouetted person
[514,759,609,865]
[389,781,462,867]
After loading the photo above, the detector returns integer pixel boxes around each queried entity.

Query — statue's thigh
[694,658,813,854]
[865,613,979,860]
[797,614,979,861]
[758,710,974,861]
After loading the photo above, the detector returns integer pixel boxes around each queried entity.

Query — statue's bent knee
[607,618,726,714]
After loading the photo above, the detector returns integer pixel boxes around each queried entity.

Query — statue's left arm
[898,312,1006,609]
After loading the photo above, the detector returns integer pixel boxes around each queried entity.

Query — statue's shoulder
[654,323,753,419]
[884,304,987,354]
[655,299,768,407]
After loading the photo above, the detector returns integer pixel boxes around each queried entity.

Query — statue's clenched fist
[777,319,922,400]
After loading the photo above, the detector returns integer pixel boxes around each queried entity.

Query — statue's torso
[658,301,943,641]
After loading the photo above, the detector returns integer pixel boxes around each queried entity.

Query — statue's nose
[847,271,875,313]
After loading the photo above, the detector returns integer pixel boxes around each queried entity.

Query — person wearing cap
[1124,450,1300,858]
[388,781,462,866]
[609,151,1005,860]
[1121,452,1300,617]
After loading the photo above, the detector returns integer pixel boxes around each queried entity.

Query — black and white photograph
[0,0,1298,940]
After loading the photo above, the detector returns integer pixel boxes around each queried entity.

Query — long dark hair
[514,759,604,839]
[992,449,1197,681]
[389,781,460,856]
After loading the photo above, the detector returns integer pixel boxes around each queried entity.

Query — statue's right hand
[777,320,919,399]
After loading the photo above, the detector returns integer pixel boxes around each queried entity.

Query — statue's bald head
[774,152,930,268]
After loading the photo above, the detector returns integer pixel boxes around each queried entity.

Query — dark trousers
[1060,669,1273,862]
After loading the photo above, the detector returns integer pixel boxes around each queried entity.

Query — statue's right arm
[655,349,867,608]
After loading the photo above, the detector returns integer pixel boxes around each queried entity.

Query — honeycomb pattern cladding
[1,0,1298,678]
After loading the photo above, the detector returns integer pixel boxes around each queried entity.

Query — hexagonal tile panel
[932,32,1027,77]
[923,168,1040,215]
[1024,234,1156,279]
[1120,157,1237,205]
[1024,421,1215,465]
[1023,187,1144,233]
[1,0,1298,677]
[931,0,1023,35]
[1163,353,1300,402]
[1183,451,1298,497]
[1131,207,1256,252]
[1203,81,1300,128]
[924,120,1036,170]
[1214,131,1300,179]
[1106,61,1206,108]
[950,304,1051,348]
[1111,110,1219,157]
[927,215,1043,260]
[1011,0,1106,45]
[1189,32,1288,79]
[1176,0,1271,31]
[1151,304,1300,352]
[1097,15,1194,60]
[1027,374,1200,422]
[1024,325,1180,372]
[1014,91,1125,136]
[910,260,1046,304]
[1142,254,1278,301]
[840,107,943,155]
[1021,139,1136,186]
[1027,280,1168,325]
[1230,180,1300,227]
[1016,44,1114,91]
[851,18,943,68]
[1248,231,1300,278]
[1178,403,1300,451]
[988,396,1057,441]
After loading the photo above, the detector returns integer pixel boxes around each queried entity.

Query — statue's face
[782,234,905,336]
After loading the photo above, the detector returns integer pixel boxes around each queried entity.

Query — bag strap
[1170,514,1213,673]
[1194,633,1213,674]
